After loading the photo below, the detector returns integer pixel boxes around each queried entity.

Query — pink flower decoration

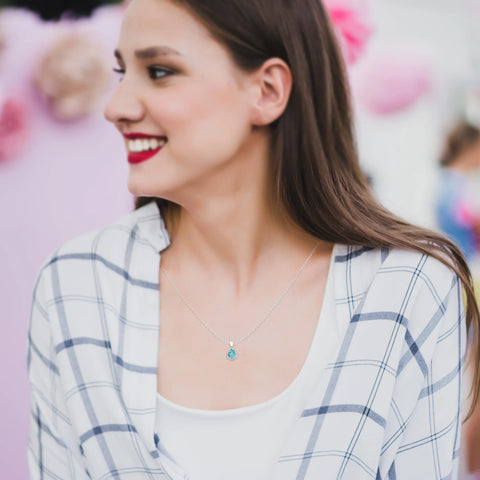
[323,0,374,65]
[0,96,29,161]
[356,47,434,115]
[34,33,112,121]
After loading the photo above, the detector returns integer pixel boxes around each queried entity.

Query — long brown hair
[135,0,480,415]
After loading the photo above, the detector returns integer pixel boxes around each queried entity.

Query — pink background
[1,2,478,478]
[0,8,131,478]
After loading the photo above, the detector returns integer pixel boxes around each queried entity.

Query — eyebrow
[114,46,181,61]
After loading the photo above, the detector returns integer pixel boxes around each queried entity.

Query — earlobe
[250,58,292,127]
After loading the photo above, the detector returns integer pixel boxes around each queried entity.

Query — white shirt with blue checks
[28,201,466,479]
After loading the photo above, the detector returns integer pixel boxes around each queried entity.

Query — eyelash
[148,66,173,80]
[112,66,173,81]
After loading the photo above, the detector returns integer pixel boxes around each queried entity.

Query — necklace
[160,242,320,361]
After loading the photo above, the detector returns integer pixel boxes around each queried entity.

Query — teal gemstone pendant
[227,341,237,360]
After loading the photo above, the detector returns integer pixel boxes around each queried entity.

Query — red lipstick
[128,149,160,165]
[123,133,167,165]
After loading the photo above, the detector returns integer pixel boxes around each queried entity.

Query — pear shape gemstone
[227,347,237,360]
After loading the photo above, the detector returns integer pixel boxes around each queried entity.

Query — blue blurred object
[436,169,478,262]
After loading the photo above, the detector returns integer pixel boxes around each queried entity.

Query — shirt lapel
[118,202,170,457]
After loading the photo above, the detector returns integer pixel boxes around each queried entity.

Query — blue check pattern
[28,201,466,479]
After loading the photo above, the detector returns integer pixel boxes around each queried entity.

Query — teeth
[128,137,166,153]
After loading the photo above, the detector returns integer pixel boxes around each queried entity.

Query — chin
[126,174,177,201]
[127,177,157,198]
[126,177,145,198]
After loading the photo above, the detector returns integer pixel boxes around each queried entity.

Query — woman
[436,121,480,265]
[28,0,479,479]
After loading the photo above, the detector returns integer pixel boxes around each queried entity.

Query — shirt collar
[134,200,171,254]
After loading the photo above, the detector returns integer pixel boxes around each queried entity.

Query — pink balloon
[356,48,434,115]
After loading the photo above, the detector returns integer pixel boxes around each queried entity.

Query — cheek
[160,85,251,159]
[127,87,251,198]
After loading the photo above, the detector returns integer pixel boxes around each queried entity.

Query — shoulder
[53,201,167,259]
[34,201,169,298]
[333,244,461,332]
[378,246,459,304]
[334,245,464,387]
[334,243,458,293]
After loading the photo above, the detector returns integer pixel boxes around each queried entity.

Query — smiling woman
[105,0,276,207]
[27,0,480,479]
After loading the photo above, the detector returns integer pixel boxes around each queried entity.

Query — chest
[156,267,330,410]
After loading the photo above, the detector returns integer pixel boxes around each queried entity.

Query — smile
[128,137,167,153]
[123,133,168,165]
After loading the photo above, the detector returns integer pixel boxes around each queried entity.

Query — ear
[249,58,292,127]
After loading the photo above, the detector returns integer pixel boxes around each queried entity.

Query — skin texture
[105,0,334,409]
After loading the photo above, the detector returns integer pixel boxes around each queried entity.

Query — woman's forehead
[121,0,201,34]
[118,0,212,53]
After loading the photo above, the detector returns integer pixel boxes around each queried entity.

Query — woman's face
[104,0,258,201]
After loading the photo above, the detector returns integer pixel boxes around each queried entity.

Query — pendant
[227,341,237,360]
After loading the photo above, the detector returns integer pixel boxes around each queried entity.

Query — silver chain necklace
[160,242,320,361]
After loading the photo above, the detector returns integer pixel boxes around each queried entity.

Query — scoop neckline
[156,244,337,417]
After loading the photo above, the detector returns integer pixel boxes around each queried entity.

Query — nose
[104,78,145,127]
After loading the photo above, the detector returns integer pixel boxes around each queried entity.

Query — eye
[112,67,125,80]
[148,66,173,80]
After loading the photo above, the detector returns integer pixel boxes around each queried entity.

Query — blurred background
[0,0,479,478]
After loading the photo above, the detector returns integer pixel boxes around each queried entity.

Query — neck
[158,130,324,293]
[162,193,319,294]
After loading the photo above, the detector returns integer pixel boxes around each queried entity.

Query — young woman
[436,121,480,264]
[28,0,480,479]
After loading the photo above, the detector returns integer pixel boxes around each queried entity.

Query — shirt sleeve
[380,265,466,479]
[27,262,91,480]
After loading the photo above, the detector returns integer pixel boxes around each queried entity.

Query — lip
[128,149,163,164]
[123,132,167,165]
[123,132,166,140]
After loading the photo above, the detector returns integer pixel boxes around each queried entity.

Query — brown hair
[135,0,480,415]
[440,121,480,167]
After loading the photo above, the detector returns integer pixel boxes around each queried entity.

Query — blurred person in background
[437,121,480,477]
[437,121,480,267]
[27,0,480,479]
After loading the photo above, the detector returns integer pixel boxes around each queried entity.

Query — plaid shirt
[28,201,466,479]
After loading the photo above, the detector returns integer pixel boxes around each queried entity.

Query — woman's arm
[380,266,466,479]
[27,263,90,480]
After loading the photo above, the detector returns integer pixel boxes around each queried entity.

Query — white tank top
[155,251,338,480]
